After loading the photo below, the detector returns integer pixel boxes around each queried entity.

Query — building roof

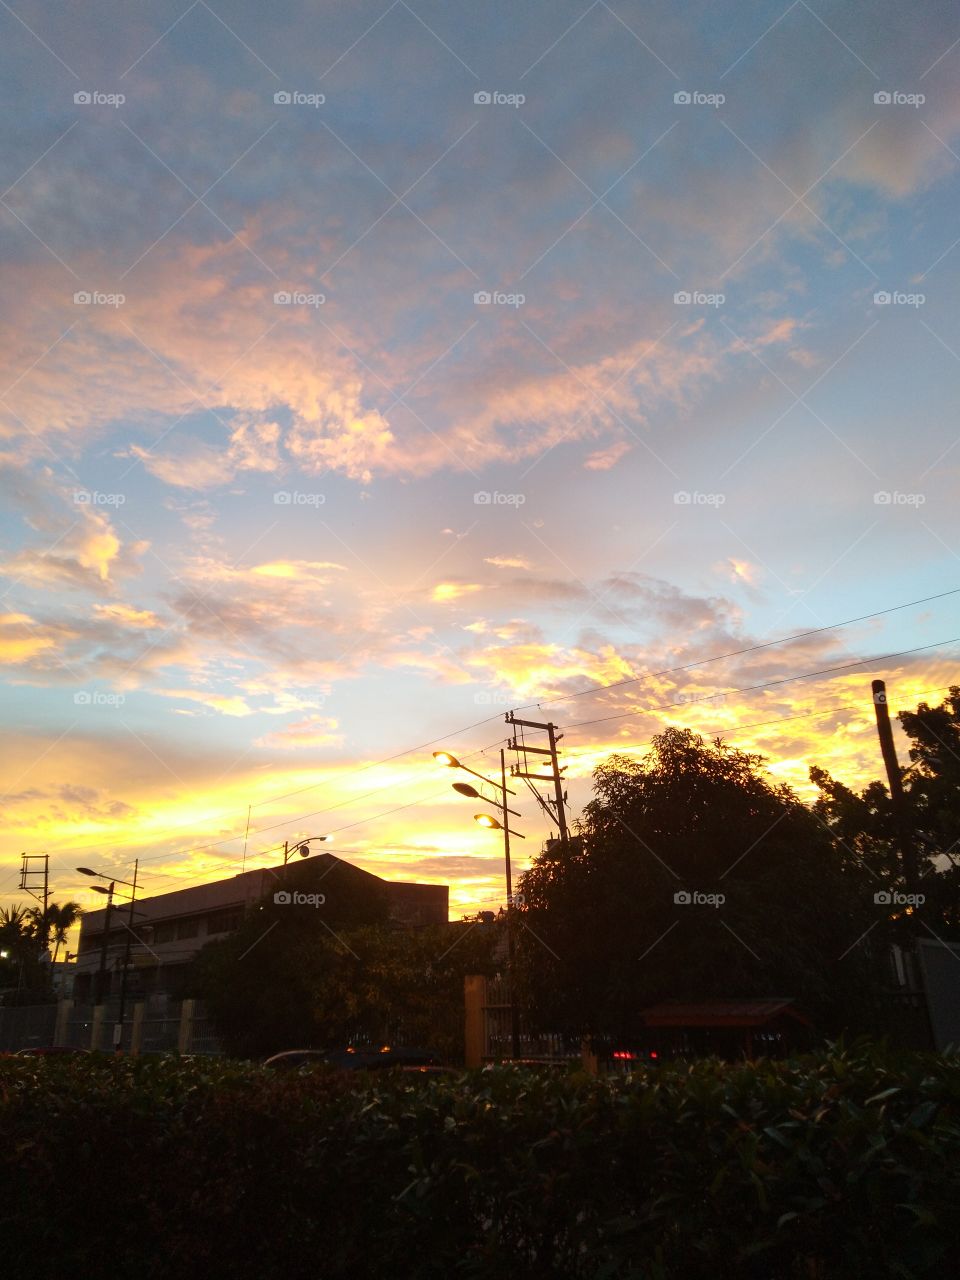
[78,854,448,937]
[641,998,811,1027]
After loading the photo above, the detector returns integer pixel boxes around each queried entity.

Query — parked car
[14,1046,92,1058]
[263,1046,445,1072]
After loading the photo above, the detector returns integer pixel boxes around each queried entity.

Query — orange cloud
[432,582,486,603]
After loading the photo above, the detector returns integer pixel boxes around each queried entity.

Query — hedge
[2,1042,959,1278]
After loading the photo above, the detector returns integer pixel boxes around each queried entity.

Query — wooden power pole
[872,678,919,894]
[505,713,570,852]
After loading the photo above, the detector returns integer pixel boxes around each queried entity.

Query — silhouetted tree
[812,685,960,931]
[515,728,879,1042]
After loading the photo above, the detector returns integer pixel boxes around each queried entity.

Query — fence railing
[0,998,222,1055]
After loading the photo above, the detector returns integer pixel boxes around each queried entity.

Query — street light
[77,863,139,1051]
[437,748,522,1058]
[282,835,332,865]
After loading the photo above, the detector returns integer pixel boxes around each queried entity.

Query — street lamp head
[76,867,98,877]
[90,885,112,895]
[474,813,502,830]
[433,751,460,768]
[453,782,481,799]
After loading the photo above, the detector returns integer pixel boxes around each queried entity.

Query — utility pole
[95,883,115,1005]
[114,859,139,1052]
[505,713,570,853]
[501,748,521,1059]
[19,853,50,952]
[872,679,919,894]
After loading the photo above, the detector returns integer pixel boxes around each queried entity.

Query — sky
[1,0,959,928]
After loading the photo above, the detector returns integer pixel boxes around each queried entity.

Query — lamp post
[434,749,523,1058]
[78,864,138,1050]
[282,835,332,865]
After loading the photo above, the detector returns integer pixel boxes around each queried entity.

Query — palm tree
[0,905,35,963]
[24,902,83,963]
[47,901,83,965]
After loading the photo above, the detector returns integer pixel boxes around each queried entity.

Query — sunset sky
[1,0,959,925]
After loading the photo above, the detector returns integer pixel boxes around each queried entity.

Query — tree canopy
[515,727,879,1042]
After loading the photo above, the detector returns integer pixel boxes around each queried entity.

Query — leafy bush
[2,1042,959,1278]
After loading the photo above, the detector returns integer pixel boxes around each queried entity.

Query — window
[152,922,176,944]
[176,918,199,940]
[206,907,243,935]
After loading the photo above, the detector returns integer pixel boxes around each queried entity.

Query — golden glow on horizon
[1,665,955,921]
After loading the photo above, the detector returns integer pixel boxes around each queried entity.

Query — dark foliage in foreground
[2,1042,959,1279]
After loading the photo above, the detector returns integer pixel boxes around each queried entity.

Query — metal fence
[0,997,222,1055]
[0,1002,57,1052]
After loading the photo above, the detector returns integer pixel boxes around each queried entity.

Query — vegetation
[0,899,82,1003]
[812,685,960,929]
[185,857,497,1059]
[515,728,880,1042]
[2,1042,959,1278]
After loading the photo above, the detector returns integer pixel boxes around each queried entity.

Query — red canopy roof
[641,998,811,1028]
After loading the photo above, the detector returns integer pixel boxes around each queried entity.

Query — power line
[6,587,956,898]
[45,740,507,901]
[564,683,956,742]
[515,586,960,713]
[252,713,506,808]
[564,637,959,730]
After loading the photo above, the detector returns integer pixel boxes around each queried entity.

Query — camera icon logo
[873,491,892,504]
[74,691,92,705]
[474,91,491,105]
[274,291,292,304]
[74,291,92,305]
[673,290,691,304]
[274,91,292,104]
[872,687,887,705]
[673,491,691,504]
[274,891,292,905]
[874,91,892,105]
[674,890,691,904]
[273,491,292,505]
[74,91,91,105]
[874,890,892,904]
[674,91,691,105]
[474,491,492,504]
[874,291,891,305]
[474,290,491,305]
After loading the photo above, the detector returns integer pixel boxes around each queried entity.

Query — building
[74,854,449,1001]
